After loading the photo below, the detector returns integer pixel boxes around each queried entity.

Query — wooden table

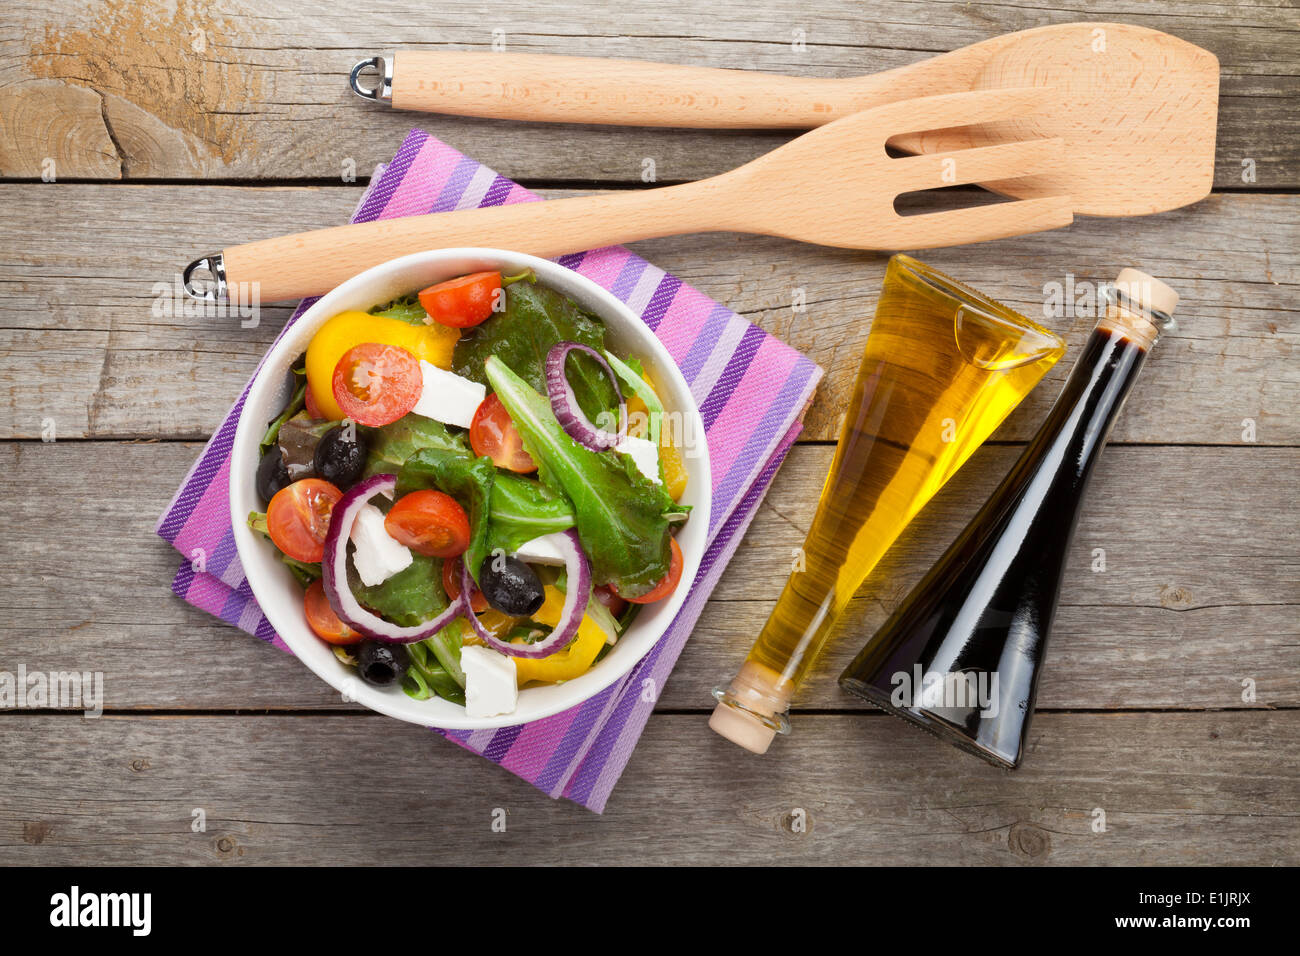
[1,0,1296,865]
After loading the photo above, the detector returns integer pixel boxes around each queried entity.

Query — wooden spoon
[355,22,1218,216]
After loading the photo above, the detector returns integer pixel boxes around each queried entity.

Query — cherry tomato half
[618,536,684,605]
[418,272,502,328]
[384,490,471,558]
[442,557,489,613]
[304,579,361,645]
[470,393,536,473]
[331,342,422,427]
[303,380,324,420]
[267,478,342,563]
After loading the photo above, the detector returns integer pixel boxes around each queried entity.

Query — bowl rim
[229,248,711,730]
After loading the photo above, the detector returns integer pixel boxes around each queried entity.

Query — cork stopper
[1102,268,1179,349]
[1116,268,1179,317]
[709,660,794,754]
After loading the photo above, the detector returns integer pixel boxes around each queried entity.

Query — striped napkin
[157,129,822,812]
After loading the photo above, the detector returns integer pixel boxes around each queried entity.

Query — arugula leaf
[405,633,467,704]
[485,472,576,554]
[260,381,307,452]
[364,415,469,477]
[396,448,496,585]
[347,552,446,628]
[484,356,674,596]
[369,294,428,327]
[604,349,666,451]
[426,618,468,688]
[402,654,465,705]
[282,556,322,588]
[453,281,617,419]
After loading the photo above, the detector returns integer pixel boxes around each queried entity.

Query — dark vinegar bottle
[839,269,1179,768]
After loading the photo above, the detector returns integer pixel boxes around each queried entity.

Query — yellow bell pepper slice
[626,393,649,439]
[513,585,608,687]
[623,371,688,502]
[659,442,688,502]
[305,310,460,420]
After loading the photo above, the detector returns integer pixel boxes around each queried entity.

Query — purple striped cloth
[156,129,822,811]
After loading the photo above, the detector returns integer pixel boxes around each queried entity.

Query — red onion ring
[460,557,495,644]
[544,342,626,451]
[462,530,592,659]
[321,473,467,643]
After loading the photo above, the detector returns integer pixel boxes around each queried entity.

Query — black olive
[256,444,292,503]
[313,425,369,490]
[479,554,546,616]
[356,641,410,687]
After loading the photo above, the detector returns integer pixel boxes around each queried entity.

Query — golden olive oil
[709,255,1066,753]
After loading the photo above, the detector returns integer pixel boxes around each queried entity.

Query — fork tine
[888,195,1074,249]
[844,87,1054,145]
[889,137,1066,192]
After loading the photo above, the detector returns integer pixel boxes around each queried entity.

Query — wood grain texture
[0,711,1295,864]
[2,441,1294,711]
[0,0,1294,186]
[0,186,1295,444]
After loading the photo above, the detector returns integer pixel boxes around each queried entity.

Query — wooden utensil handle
[222,181,725,302]
[390,51,887,127]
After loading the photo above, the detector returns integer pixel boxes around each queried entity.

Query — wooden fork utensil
[184,88,1070,303]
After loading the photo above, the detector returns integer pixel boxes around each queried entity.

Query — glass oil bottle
[710,255,1066,753]
[838,269,1178,768]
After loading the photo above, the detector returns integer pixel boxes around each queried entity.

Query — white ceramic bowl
[230,249,711,729]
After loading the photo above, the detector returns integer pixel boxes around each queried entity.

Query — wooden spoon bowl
[892,23,1220,216]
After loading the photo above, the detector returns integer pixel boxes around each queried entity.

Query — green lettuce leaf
[396,448,496,585]
[485,472,576,554]
[484,356,674,596]
[365,415,469,477]
[347,552,446,628]
[453,281,617,420]
[369,294,428,327]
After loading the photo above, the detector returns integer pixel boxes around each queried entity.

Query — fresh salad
[249,269,691,718]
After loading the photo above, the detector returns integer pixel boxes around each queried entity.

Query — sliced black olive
[314,425,369,490]
[478,554,546,616]
[356,641,410,687]
[256,445,292,503]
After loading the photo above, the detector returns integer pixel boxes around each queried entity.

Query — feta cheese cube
[615,434,662,484]
[513,532,570,566]
[349,502,413,587]
[410,360,486,429]
[461,646,519,718]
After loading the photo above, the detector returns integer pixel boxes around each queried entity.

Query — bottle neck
[1024,281,1171,489]
[1030,322,1148,492]
[1099,283,1176,349]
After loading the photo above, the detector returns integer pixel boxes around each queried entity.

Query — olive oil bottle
[710,255,1066,753]
[838,269,1178,768]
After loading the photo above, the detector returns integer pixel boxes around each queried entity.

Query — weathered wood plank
[1,185,1295,443]
[1,0,1295,186]
[2,441,1294,711]
[0,711,1294,864]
